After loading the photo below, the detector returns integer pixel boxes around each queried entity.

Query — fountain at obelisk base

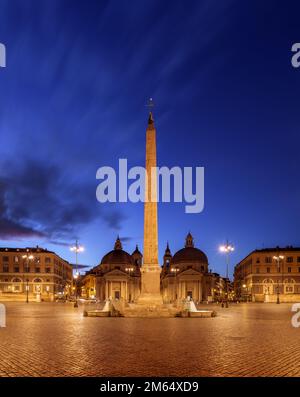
[178,297,216,318]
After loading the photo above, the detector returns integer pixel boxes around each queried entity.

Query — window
[3,256,9,262]
[298,267,300,273]
[297,257,300,263]
[45,257,51,264]
[288,267,292,273]
[256,258,260,264]
[14,267,19,273]
[287,257,293,263]
[12,278,22,283]
[265,257,272,264]
[35,267,40,273]
[267,267,270,273]
[3,265,9,272]
[46,267,51,273]
[256,268,260,273]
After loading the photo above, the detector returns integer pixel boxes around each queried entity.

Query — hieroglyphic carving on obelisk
[140,111,162,302]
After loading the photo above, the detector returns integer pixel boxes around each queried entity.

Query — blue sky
[0,0,300,277]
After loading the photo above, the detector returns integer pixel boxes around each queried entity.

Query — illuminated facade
[85,238,142,302]
[234,247,300,302]
[161,233,227,303]
[0,247,73,301]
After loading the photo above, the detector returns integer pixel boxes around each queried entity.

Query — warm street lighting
[125,267,134,273]
[273,255,284,304]
[70,240,84,308]
[22,251,35,303]
[171,267,180,303]
[219,244,235,253]
[219,241,235,308]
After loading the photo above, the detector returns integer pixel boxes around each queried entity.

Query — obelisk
[139,111,162,304]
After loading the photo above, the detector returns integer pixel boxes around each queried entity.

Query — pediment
[103,269,127,277]
[178,268,202,276]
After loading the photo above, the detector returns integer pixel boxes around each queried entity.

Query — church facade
[161,233,216,303]
[82,233,225,304]
[84,237,142,302]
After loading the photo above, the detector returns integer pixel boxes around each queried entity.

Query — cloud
[0,159,124,241]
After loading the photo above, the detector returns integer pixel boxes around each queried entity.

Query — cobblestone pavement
[0,302,300,377]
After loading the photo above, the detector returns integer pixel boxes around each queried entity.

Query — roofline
[0,246,71,265]
[234,246,300,269]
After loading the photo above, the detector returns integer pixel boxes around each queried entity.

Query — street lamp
[70,240,84,308]
[242,284,247,302]
[219,241,235,308]
[171,267,180,304]
[22,251,34,303]
[273,255,284,304]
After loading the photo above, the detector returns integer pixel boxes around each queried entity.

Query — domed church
[161,233,216,303]
[92,237,142,302]
[84,233,219,304]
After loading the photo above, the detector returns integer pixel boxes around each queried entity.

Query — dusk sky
[0,0,299,277]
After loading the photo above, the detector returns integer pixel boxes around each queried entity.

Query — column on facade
[198,280,202,302]
[105,281,108,300]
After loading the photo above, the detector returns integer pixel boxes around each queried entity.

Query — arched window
[33,278,43,283]
[263,278,274,284]
[284,278,295,284]
[12,278,22,283]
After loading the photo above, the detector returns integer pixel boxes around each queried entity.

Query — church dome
[101,237,133,265]
[172,233,208,266]
[172,247,208,264]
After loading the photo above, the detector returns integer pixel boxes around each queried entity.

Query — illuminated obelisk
[139,111,162,304]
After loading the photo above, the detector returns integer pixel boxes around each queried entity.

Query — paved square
[0,302,299,377]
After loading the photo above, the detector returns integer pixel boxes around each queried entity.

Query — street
[0,302,299,377]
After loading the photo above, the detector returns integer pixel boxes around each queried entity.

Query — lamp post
[22,251,34,303]
[219,241,235,308]
[171,267,180,304]
[242,283,247,302]
[70,240,84,308]
[273,255,284,304]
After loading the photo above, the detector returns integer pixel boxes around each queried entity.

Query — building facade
[161,233,226,303]
[85,238,142,302]
[82,234,229,304]
[0,247,73,302]
[234,247,300,302]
